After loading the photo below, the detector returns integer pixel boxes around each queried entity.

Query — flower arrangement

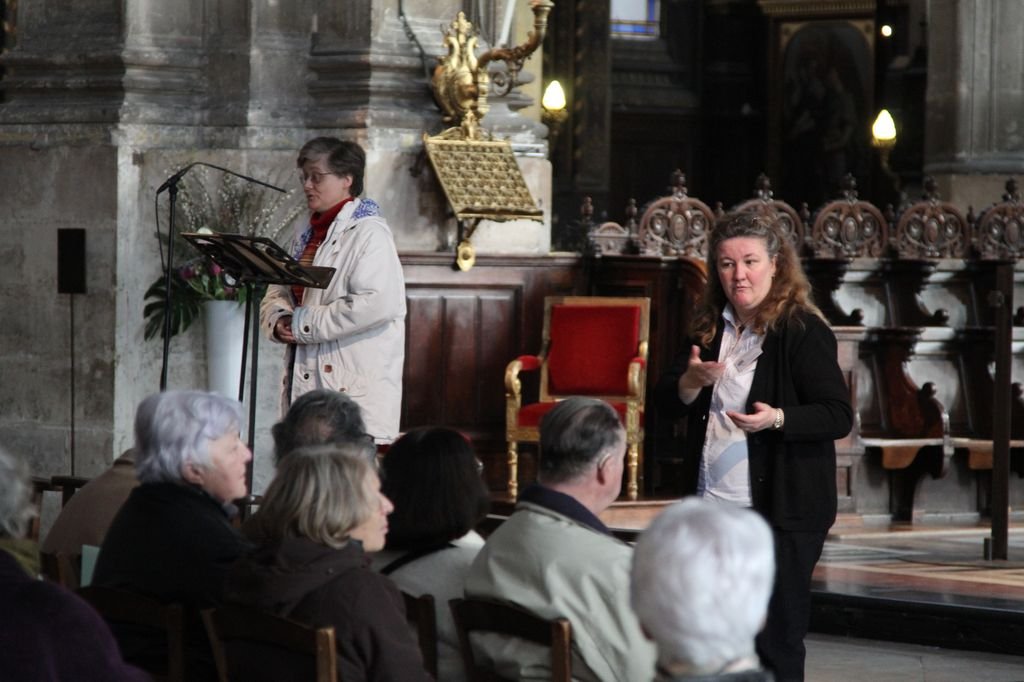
[144,165,304,340]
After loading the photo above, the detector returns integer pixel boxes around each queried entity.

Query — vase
[203,300,246,398]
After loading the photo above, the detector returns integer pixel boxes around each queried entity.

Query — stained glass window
[610,0,659,40]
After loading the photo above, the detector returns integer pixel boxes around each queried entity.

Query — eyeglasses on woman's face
[297,169,339,187]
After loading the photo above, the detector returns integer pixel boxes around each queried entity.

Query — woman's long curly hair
[691,212,823,347]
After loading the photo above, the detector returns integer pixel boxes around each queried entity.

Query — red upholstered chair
[505,296,650,500]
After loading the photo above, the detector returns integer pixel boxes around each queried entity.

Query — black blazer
[655,310,853,531]
[94,482,250,680]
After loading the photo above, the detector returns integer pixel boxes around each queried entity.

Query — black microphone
[197,162,288,194]
[156,162,199,194]
[155,161,288,195]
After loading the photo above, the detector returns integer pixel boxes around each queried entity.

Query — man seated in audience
[241,388,371,540]
[42,448,139,559]
[0,445,148,681]
[271,388,370,463]
[465,396,656,681]
[631,498,776,681]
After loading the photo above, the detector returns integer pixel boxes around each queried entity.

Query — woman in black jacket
[655,212,853,682]
[94,390,252,680]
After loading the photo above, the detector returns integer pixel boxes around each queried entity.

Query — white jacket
[260,198,406,442]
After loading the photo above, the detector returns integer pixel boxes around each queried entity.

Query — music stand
[182,232,335,484]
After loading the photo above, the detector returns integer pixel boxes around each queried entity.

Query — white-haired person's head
[631,498,775,676]
[0,446,35,540]
[134,390,252,505]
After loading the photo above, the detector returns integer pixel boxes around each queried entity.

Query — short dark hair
[271,389,369,463]
[380,427,491,550]
[539,397,624,484]
[297,137,366,197]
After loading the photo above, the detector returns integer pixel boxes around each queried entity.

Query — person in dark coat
[93,390,253,680]
[655,212,853,682]
[228,443,431,681]
[0,445,147,681]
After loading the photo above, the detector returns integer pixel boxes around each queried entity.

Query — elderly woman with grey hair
[94,390,253,681]
[631,498,776,681]
[0,446,148,680]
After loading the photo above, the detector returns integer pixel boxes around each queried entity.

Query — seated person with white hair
[0,445,148,681]
[94,390,253,681]
[631,498,776,681]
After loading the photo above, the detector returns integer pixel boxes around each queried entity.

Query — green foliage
[144,270,204,341]
[144,164,303,341]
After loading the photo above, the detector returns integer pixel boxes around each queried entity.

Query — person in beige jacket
[465,397,657,681]
[41,449,139,559]
[260,137,406,443]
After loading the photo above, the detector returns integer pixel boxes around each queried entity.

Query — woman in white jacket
[260,137,406,443]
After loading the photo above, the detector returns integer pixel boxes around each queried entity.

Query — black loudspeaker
[57,228,87,294]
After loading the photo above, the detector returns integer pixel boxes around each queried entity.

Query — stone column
[925,0,1024,209]
[0,0,130,476]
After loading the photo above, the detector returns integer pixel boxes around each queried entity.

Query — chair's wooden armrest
[861,437,950,470]
[515,355,541,371]
[505,355,541,397]
[627,356,647,398]
[949,437,1024,451]
[951,438,1024,470]
[861,437,946,448]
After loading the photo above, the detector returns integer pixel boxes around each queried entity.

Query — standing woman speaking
[655,212,853,682]
[261,137,406,444]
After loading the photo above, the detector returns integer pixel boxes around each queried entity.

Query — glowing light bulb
[872,109,896,143]
[542,80,567,112]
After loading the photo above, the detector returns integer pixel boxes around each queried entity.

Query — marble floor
[805,633,1024,681]
[815,523,1024,607]
[810,523,1024,662]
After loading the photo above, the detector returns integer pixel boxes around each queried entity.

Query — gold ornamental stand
[423,132,543,271]
[424,1,553,270]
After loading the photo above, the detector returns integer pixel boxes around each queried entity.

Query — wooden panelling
[399,253,584,470]
[588,255,707,495]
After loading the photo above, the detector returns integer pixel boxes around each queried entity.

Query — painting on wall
[776,20,874,208]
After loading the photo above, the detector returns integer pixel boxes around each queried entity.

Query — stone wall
[0,0,552,494]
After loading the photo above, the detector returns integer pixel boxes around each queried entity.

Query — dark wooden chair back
[201,605,336,682]
[449,597,572,682]
[29,477,62,540]
[731,172,808,253]
[39,551,80,590]
[51,474,91,506]
[76,586,185,682]
[402,591,438,678]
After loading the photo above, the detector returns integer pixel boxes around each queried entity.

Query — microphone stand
[180,231,335,497]
[156,162,287,392]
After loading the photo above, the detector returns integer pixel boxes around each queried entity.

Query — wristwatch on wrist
[773,408,784,430]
